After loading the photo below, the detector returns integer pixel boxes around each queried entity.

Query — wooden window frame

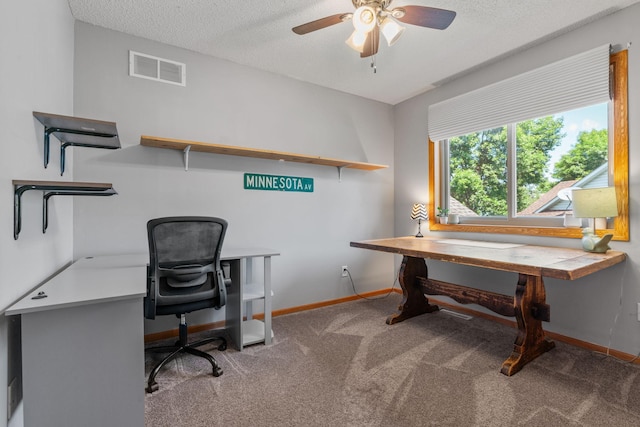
[428,50,629,241]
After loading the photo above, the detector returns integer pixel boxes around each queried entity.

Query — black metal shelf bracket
[34,112,121,175]
[13,181,117,239]
[43,127,118,175]
[41,189,117,234]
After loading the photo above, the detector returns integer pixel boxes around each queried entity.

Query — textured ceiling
[67,0,639,105]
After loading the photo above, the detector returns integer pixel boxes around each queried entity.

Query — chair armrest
[221,262,232,287]
[216,269,227,309]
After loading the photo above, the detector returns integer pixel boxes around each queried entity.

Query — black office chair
[144,216,230,393]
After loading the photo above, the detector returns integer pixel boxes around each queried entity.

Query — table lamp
[571,187,618,253]
[411,203,428,238]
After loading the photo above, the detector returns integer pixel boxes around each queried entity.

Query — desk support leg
[263,256,272,345]
[501,274,555,376]
[386,256,439,325]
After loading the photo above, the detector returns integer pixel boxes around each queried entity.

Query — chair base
[145,321,227,393]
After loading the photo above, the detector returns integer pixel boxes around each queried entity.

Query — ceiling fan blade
[396,6,456,30]
[292,13,349,35]
[360,25,379,58]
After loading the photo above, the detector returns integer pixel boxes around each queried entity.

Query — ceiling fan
[292,0,456,58]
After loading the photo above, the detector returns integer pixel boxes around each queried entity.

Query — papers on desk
[436,239,524,249]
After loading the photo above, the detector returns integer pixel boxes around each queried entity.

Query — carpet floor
[145,294,640,426]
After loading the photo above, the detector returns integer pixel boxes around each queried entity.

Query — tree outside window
[448,105,607,221]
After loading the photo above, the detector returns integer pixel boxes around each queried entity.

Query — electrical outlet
[341,265,348,277]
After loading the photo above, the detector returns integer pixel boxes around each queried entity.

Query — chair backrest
[145,216,228,319]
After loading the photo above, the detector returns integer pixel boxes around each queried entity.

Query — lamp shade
[353,6,377,33]
[345,30,367,53]
[380,17,405,46]
[571,187,618,218]
[411,203,428,221]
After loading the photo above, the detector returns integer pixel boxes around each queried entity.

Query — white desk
[5,255,147,427]
[117,248,280,350]
[5,248,278,426]
[222,247,279,350]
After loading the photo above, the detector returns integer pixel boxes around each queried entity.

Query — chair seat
[155,298,218,316]
[157,277,216,305]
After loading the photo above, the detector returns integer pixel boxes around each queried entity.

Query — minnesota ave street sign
[244,173,313,193]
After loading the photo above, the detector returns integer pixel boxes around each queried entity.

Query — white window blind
[428,44,610,142]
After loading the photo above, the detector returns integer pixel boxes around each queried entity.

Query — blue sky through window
[549,103,608,168]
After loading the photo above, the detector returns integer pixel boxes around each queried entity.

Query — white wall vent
[129,51,186,86]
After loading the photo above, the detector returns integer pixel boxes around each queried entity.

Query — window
[444,103,607,224]
[428,49,628,241]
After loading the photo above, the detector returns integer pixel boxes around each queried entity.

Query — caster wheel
[146,381,159,393]
[218,342,227,351]
[213,366,223,377]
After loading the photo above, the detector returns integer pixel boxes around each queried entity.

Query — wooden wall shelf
[13,180,117,239]
[140,135,387,179]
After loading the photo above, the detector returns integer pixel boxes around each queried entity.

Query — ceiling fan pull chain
[371,55,377,73]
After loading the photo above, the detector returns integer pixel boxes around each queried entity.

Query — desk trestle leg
[500,273,555,376]
[386,256,438,325]
[386,257,555,376]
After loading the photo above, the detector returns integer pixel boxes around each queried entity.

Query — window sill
[428,221,623,241]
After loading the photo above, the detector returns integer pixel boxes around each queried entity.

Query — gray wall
[72,23,396,333]
[0,1,76,425]
[395,4,640,356]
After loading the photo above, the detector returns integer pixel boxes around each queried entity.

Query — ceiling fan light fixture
[380,17,405,46]
[345,29,367,53]
[390,7,406,19]
[292,2,457,61]
[352,6,377,33]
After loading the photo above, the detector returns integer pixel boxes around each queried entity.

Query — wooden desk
[350,236,626,376]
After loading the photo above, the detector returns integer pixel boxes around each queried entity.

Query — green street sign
[244,173,314,193]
